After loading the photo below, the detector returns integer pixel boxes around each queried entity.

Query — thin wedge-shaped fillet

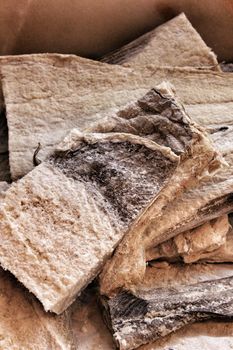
[90,103,233,237]
[146,215,231,263]
[101,13,219,70]
[0,88,216,314]
[1,54,233,179]
[101,263,233,350]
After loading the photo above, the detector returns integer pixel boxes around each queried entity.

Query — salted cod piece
[101,13,233,269]
[101,13,219,70]
[0,185,75,349]
[146,215,231,263]
[1,55,233,180]
[142,125,233,255]
[102,12,233,270]
[0,87,216,314]
[70,263,233,350]
[0,269,75,349]
[101,263,233,350]
[99,102,233,296]
[0,13,219,181]
[87,91,233,240]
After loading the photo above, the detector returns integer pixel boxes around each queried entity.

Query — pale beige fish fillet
[0,185,75,349]
[0,87,216,314]
[0,13,219,182]
[99,100,233,296]
[1,54,233,179]
[0,269,75,350]
[101,13,219,70]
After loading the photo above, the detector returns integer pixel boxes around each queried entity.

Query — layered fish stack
[0,14,233,350]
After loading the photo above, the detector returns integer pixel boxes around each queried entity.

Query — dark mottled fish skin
[52,140,176,226]
[101,276,233,350]
[91,88,195,156]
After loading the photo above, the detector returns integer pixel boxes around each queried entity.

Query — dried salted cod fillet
[70,264,233,350]
[142,128,233,254]
[1,54,233,179]
[0,133,177,314]
[101,263,233,350]
[0,87,216,314]
[101,13,219,70]
[0,268,75,349]
[0,14,219,181]
[146,215,231,263]
[99,109,233,296]
[0,185,75,349]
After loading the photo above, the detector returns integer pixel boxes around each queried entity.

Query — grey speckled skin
[102,276,233,350]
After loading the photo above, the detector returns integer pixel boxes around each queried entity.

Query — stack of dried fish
[0,13,232,349]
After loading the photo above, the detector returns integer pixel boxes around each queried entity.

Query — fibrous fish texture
[1,54,233,179]
[0,183,75,349]
[142,124,233,254]
[189,228,233,263]
[101,13,219,70]
[0,269,75,350]
[101,263,233,350]
[146,215,231,263]
[0,87,216,314]
[100,106,233,296]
